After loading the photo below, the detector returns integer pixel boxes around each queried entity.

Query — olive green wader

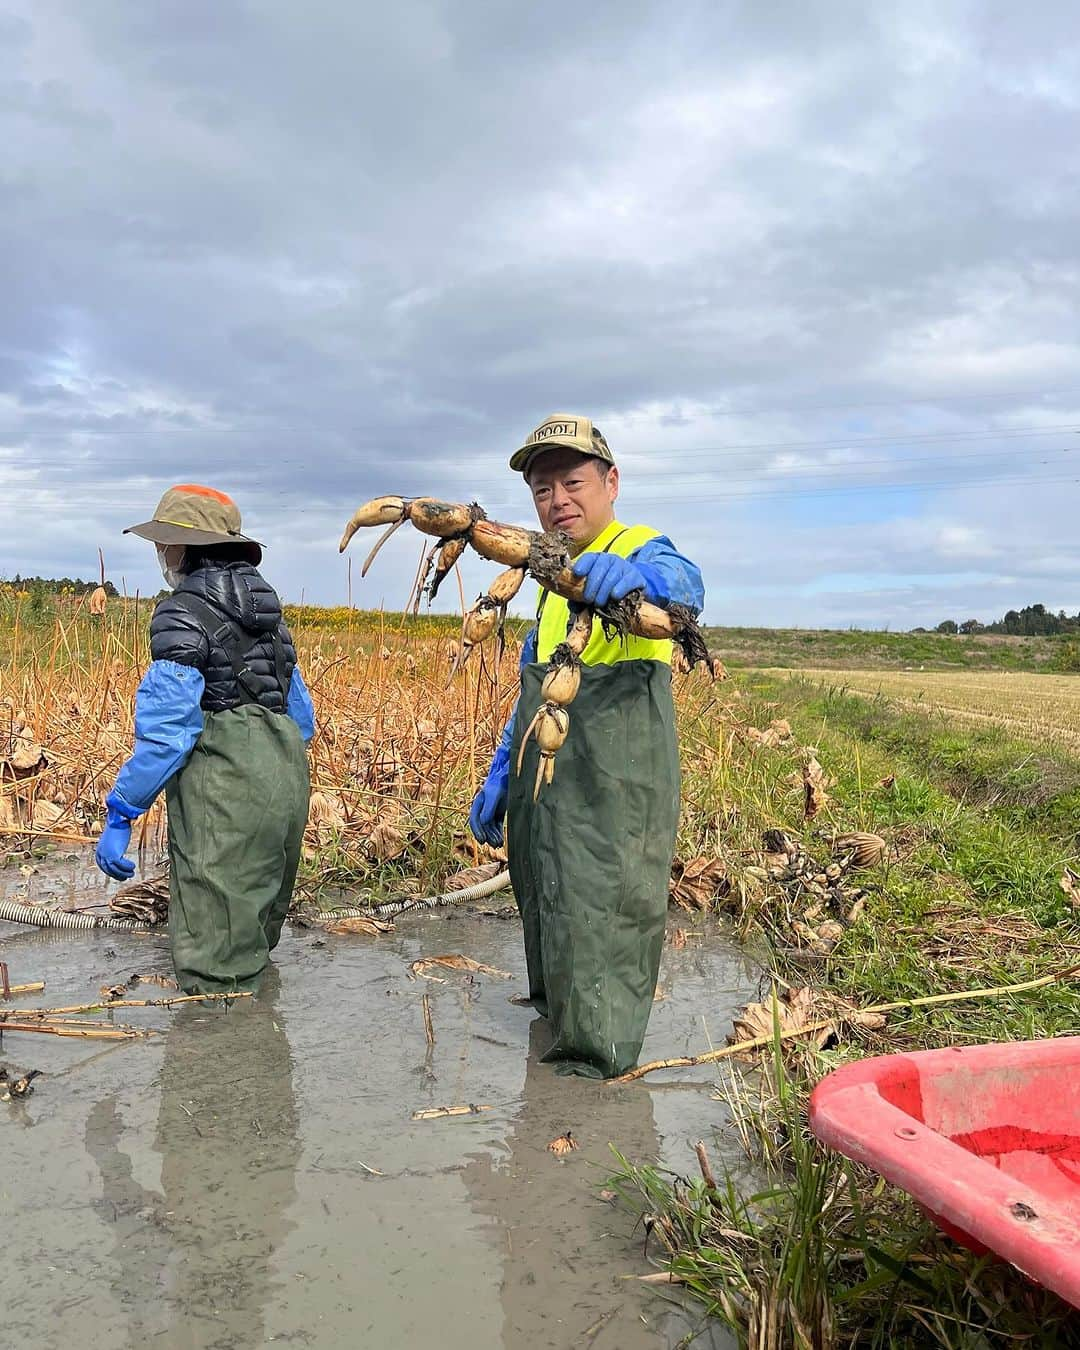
[508,660,680,1078]
[165,705,309,994]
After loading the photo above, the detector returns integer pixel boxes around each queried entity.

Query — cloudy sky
[2,1,1079,627]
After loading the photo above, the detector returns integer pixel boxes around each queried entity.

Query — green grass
[769,674,1080,910]
[703,625,1064,672]
[713,671,1076,1026]
[631,669,1080,1345]
[610,1043,1078,1348]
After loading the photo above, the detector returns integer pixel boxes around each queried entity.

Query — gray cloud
[2,0,1079,625]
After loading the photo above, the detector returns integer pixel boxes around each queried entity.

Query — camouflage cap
[509,413,616,475]
[124,484,263,548]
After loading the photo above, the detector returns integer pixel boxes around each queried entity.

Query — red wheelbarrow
[809,1038,1080,1308]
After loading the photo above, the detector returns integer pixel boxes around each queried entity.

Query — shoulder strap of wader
[170,592,288,706]
[535,528,630,622]
[272,629,291,702]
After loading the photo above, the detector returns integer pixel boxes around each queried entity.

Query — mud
[0,859,755,1350]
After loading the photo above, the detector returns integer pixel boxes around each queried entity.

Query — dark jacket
[150,563,297,713]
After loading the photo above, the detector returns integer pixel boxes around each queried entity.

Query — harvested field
[785,667,1080,751]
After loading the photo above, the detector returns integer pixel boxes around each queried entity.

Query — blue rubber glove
[469,744,511,847]
[95,801,136,881]
[632,536,705,613]
[571,552,647,606]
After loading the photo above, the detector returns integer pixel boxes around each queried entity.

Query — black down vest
[150,563,297,714]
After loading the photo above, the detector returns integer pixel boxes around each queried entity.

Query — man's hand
[572,552,647,607]
[469,746,510,847]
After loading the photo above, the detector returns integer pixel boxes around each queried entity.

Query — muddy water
[0,866,755,1350]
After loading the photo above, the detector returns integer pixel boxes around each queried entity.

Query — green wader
[508,660,680,1078]
[165,704,310,994]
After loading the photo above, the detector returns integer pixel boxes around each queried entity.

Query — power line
[656,445,1075,486]
[10,452,1071,506]
[8,443,1069,489]
[6,422,1080,463]
[14,381,1074,433]
[3,462,1076,511]
[617,424,1080,459]
[7,420,1080,458]
[624,468,1079,506]
[610,386,1080,420]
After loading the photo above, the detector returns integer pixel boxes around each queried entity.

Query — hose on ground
[0,897,146,931]
[0,869,514,932]
[314,868,512,920]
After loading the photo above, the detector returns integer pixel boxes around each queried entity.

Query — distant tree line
[921,604,1079,637]
[4,574,119,597]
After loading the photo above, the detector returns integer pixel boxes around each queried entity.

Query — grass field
[703,624,1063,671]
[789,667,1080,752]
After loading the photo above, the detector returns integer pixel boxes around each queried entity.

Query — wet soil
[0,859,755,1350]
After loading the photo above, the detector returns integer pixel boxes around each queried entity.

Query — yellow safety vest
[535,519,673,666]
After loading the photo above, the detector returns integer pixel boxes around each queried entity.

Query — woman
[95,484,314,994]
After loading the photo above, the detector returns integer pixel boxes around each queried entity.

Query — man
[94,484,314,993]
[469,414,704,1078]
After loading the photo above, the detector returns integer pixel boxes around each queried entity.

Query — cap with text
[509,413,616,475]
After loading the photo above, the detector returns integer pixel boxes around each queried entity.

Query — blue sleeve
[287,665,316,743]
[110,660,206,817]
[630,536,705,615]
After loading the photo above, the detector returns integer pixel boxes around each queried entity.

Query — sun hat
[124,484,263,549]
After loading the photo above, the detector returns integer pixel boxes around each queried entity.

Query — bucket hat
[124,484,263,549]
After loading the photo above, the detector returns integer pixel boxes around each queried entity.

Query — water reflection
[462,1017,667,1350]
[86,970,298,1349]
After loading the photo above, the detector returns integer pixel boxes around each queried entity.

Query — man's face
[526,447,619,548]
